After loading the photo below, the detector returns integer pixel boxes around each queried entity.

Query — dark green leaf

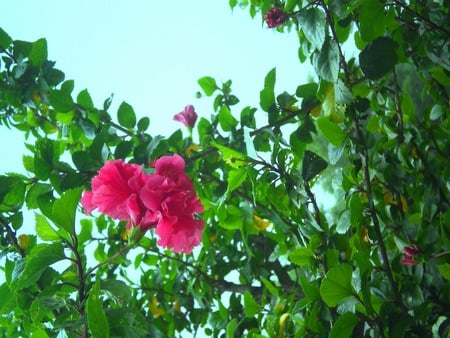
[11,243,65,290]
[77,89,94,109]
[117,101,136,129]
[137,116,150,131]
[49,89,74,112]
[359,1,385,42]
[298,8,326,50]
[359,37,397,80]
[29,38,47,67]
[313,38,339,83]
[302,150,328,181]
[0,27,12,49]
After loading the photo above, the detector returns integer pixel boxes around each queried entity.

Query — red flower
[264,7,286,28]
[141,154,204,253]
[81,155,204,254]
[173,105,198,128]
[80,160,151,228]
[401,244,421,266]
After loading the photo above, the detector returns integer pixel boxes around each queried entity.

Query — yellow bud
[18,234,30,250]
[278,313,290,338]
[185,144,201,157]
[253,215,271,231]
[149,296,164,318]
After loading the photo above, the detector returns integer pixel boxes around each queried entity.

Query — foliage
[0,0,449,336]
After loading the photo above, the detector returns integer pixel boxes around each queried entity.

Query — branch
[353,118,405,309]
[0,218,24,257]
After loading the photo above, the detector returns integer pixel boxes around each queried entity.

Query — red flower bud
[264,8,286,28]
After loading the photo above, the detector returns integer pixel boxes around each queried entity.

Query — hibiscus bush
[0,0,449,337]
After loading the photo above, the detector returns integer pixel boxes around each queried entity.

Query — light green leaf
[260,277,279,296]
[320,264,354,307]
[317,117,346,147]
[329,312,359,338]
[313,38,339,83]
[226,318,237,338]
[227,168,248,196]
[87,281,110,338]
[198,76,218,96]
[438,263,450,282]
[218,105,238,131]
[211,141,246,167]
[298,8,326,50]
[243,290,259,318]
[117,101,136,129]
[35,214,60,241]
[52,187,82,235]
[289,247,314,267]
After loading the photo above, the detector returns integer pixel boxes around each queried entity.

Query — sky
[1,0,312,174]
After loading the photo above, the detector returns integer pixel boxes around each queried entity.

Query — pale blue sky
[1,0,312,172]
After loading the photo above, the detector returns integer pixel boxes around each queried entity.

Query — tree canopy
[0,0,449,337]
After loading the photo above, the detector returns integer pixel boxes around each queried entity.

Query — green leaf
[317,117,346,147]
[329,312,359,338]
[359,37,397,80]
[243,290,259,318]
[297,8,326,50]
[218,105,238,131]
[77,89,94,109]
[11,243,65,290]
[313,38,339,83]
[438,264,450,282]
[87,281,110,338]
[52,187,82,235]
[289,247,314,266]
[117,101,136,129]
[0,27,12,49]
[0,282,12,313]
[320,263,354,307]
[35,214,60,241]
[260,67,276,112]
[302,150,328,181]
[198,76,218,96]
[29,38,47,67]
[359,1,385,42]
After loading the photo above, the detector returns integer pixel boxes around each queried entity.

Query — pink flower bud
[173,105,198,128]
